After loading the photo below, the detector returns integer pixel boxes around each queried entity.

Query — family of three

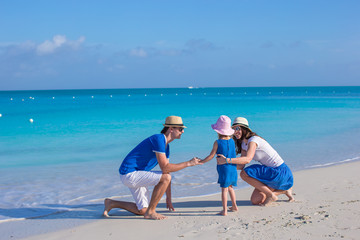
[103,115,294,220]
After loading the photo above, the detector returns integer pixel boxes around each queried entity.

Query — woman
[217,117,294,206]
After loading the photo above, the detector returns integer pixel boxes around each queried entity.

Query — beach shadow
[0,200,253,221]
[102,200,254,219]
[157,200,252,208]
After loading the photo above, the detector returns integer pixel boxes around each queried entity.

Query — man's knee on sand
[137,207,147,215]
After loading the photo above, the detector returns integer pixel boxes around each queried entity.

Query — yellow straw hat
[163,116,187,128]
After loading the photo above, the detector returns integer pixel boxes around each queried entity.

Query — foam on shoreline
[2,160,360,240]
[2,157,360,225]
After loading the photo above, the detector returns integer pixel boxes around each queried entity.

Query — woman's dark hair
[233,126,259,154]
[161,127,169,134]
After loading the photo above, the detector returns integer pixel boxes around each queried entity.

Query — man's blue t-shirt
[119,134,170,175]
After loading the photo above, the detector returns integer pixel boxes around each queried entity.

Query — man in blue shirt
[103,116,202,220]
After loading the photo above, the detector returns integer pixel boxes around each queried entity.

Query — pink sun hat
[211,115,235,136]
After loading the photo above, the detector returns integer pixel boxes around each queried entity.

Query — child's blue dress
[216,139,238,188]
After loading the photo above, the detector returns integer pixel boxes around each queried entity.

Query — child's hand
[196,157,205,164]
[188,157,203,166]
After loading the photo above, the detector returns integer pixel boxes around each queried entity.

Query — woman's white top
[241,136,284,167]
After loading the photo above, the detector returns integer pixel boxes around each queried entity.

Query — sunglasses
[176,127,184,131]
[233,126,241,131]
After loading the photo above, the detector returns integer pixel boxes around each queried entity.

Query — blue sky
[1,0,359,90]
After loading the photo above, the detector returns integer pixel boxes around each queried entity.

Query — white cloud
[69,36,85,49]
[155,40,167,46]
[184,39,216,52]
[129,48,147,57]
[36,35,66,55]
[106,64,125,72]
[36,35,85,55]
[124,39,215,58]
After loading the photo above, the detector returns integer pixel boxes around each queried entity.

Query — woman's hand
[216,154,227,165]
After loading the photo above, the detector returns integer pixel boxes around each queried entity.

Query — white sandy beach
[3,161,360,240]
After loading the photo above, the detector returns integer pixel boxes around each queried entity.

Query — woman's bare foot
[218,209,227,216]
[144,211,167,220]
[261,193,278,206]
[228,206,238,212]
[103,198,113,217]
[285,188,295,202]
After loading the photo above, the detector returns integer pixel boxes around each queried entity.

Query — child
[199,115,238,216]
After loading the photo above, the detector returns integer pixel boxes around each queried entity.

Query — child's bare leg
[219,187,228,216]
[228,185,238,211]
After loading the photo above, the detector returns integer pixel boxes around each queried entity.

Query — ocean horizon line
[1,85,360,93]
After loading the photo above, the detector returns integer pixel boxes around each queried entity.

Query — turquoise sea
[1,86,360,222]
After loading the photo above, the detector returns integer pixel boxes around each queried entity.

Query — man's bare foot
[103,198,112,217]
[144,211,167,220]
[218,210,227,216]
[261,193,278,206]
[228,206,238,212]
[285,188,295,202]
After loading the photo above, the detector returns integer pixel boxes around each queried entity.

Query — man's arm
[156,152,201,174]
[165,181,175,211]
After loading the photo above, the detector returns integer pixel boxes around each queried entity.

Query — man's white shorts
[120,171,162,210]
